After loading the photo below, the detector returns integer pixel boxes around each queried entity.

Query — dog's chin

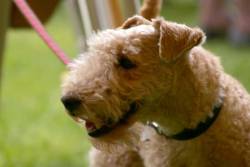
[84,101,140,138]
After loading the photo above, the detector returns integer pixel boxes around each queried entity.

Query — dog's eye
[118,57,136,69]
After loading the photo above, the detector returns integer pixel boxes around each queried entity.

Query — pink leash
[14,0,71,65]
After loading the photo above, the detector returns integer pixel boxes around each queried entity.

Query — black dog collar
[149,96,224,140]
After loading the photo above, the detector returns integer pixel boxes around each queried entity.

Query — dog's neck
[141,47,223,136]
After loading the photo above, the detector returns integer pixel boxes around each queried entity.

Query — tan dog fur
[61,7,250,167]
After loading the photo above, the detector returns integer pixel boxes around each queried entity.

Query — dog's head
[61,16,205,146]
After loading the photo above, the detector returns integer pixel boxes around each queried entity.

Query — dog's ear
[153,19,205,63]
[121,15,151,29]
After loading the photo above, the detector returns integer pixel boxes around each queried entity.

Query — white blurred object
[66,0,140,52]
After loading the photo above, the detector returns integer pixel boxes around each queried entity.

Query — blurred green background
[1,1,249,167]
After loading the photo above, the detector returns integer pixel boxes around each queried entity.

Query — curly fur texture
[61,15,250,167]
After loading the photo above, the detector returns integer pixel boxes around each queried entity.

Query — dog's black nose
[61,96,81,114]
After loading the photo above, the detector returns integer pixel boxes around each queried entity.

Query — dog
[61,1,250,167]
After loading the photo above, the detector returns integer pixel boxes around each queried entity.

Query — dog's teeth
[74,117,85,123]
[78,118,85,122]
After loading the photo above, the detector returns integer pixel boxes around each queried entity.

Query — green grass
[1,5,90,167]
[1,1,250,167]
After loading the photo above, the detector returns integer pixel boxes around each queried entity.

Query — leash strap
[14,0,71,65]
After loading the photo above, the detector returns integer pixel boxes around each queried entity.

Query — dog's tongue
[85,121,96,132]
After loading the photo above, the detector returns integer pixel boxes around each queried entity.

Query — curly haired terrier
[61,3,250,167]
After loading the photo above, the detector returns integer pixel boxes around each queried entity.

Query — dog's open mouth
[83,101,140,138]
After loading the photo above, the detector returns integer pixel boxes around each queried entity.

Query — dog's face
[61,16,205,141]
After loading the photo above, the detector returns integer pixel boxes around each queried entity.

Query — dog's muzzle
[61,96,81,116]
[61,96,141,138]
[87,101,140,137]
